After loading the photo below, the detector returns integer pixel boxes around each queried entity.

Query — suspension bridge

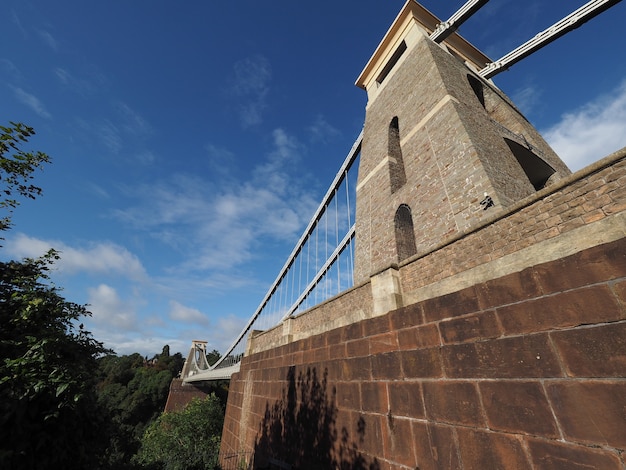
[180,0,622,384]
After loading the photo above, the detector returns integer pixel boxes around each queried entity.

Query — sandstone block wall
[220,150,626,469]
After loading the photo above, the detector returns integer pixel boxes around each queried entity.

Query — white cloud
[215,314,247,344]
[100,336,187,357]
[4,233,147,280]
[12,86,51,119]
[85,316,187,358]
[543,80,626,172]
[217,314,246,336]
[169,300,210,325]
[88,284,138,330]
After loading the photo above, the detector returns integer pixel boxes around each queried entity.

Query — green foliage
[0,252,110,469]
[95,347,185,469]
[135,394,224,470]
[0,121,50,232]
[206,348,221,367]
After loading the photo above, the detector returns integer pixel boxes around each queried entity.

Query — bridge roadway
[183,363,241,383]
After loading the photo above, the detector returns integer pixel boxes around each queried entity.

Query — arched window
[388,116,406,193]
[467,74,485,108]
[504,138,556,190]
[394,204,417,262]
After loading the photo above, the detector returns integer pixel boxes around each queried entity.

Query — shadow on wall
[253,366,380,470]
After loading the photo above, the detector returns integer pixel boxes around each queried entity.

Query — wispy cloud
[113,127,318,274]
[115,101,153,136]
[134,150,156,165]
[11,10,27,37]
[231,55,272,127]
[0,58,21,81]
[205,143,236,175]
[308,114,341,143]
[74,109,153,160]
[98,120,122,153]
[12,86,51,119]
[511,85,541,116]
[3,233,147,280]
[38,29,58,51]
[542,80,626,172]
[82,181,111,200]
[54,67,103,95]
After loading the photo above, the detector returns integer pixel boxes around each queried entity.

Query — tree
[135,394,224,470]
[0,121,50,232]
[206,348,221,367]
[0,122,109,469]
[95,348,185,469]
[0,253,110,469]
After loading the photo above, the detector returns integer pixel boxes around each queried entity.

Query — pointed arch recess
[395,204,417,262]
[388,116,407,193]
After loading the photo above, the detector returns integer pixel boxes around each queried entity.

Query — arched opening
[504,138,556,190]
[467,74,485,108]
[388,116,406,193]
[394,204,417,262]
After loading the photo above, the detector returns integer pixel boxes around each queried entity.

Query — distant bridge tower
[353,1,571,293]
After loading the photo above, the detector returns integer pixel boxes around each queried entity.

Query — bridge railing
[210,131,362,370]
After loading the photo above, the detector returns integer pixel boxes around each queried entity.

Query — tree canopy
[0,253,111,469]
[135,394,224,470]
[0,121,50,232]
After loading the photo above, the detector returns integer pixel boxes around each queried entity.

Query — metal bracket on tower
[429,0,491,43]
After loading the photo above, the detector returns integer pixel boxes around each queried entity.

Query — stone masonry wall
[220,151,626,469]
[353,32,572,285]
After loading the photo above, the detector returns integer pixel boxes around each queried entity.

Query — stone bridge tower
[353,1,571,288]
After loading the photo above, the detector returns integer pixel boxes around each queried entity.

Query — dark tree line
[96,346,186,469]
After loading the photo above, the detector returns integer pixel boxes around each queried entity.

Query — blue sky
[2,0,626,357]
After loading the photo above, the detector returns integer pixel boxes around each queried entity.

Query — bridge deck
[183,363,241,383]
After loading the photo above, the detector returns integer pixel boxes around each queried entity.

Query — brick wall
[164,378,210,413]
[220,150,626,469]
